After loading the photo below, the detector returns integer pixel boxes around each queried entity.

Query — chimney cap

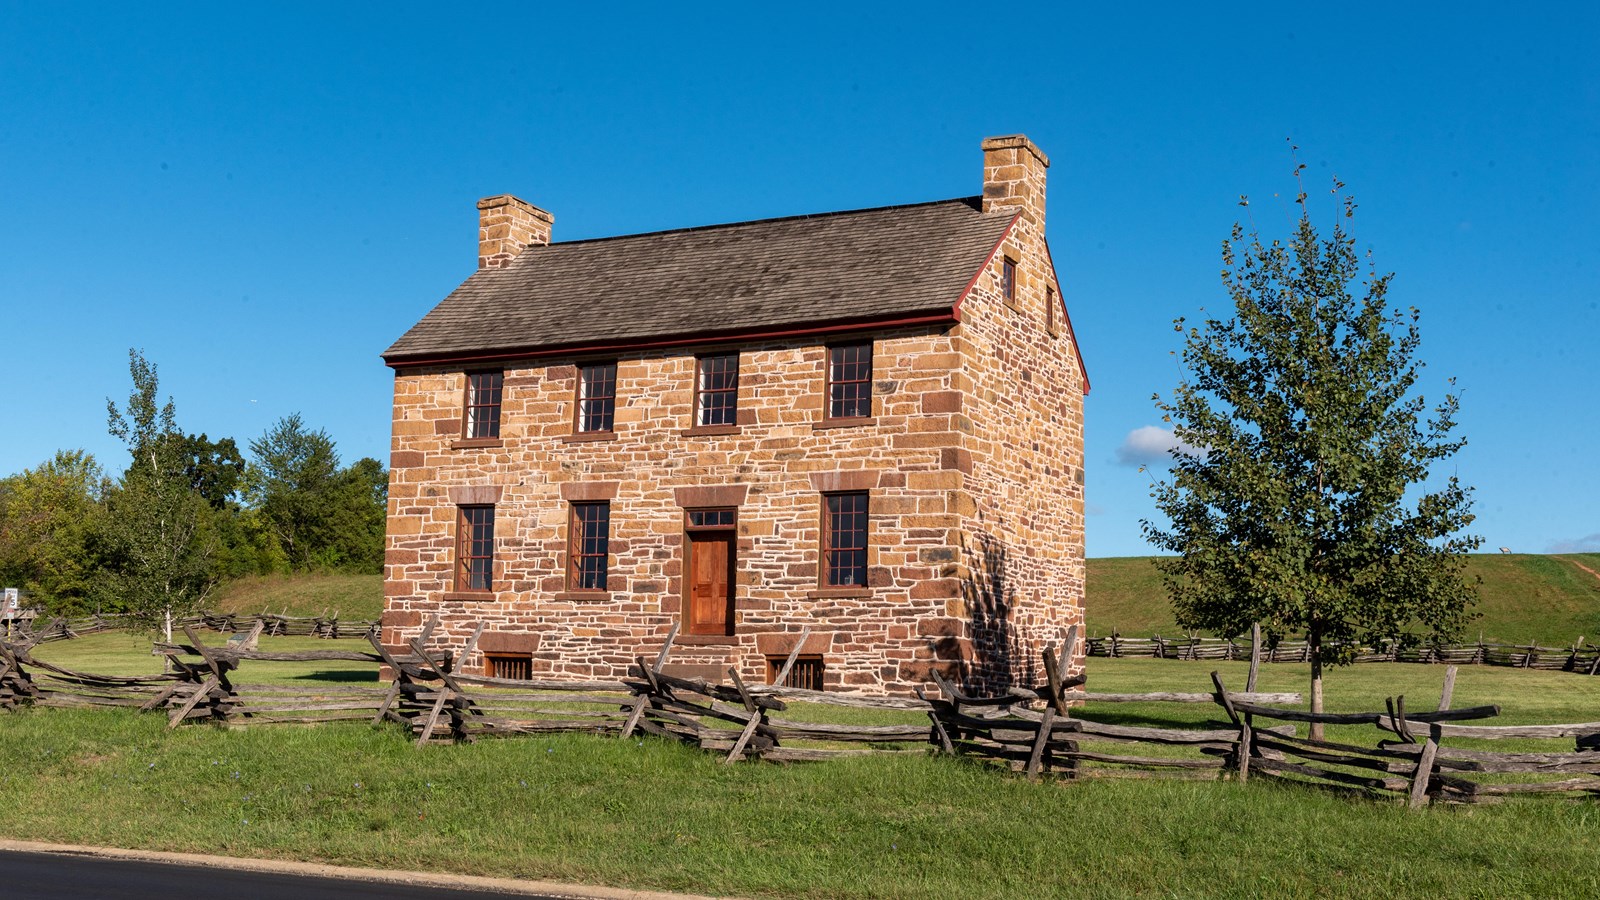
[476,194,553,221]
[980,134,1049,168]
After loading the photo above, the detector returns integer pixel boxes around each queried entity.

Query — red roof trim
[1041,238,1091,396]
[384,310,959,370]
[951,213,1021,321]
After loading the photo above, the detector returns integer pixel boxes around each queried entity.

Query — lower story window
[569,501,610,591]
[457,505,494,592]
[822,491,869,587]
[767,655,826,691]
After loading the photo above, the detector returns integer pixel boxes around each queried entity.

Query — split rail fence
[1088,632,1600,675]
[2,618,1596,806]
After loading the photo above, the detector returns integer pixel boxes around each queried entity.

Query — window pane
[828,344,872,419]
[466,371,503,439]
[570,502,610,591]
[696,354,739,427]
[458,505,494,591]
[579,363,617,432]
[824,492,868,587]
[687,508,735,528]
[1002,258,1016,301]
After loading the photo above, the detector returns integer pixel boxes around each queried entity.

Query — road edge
[0,838,736,899]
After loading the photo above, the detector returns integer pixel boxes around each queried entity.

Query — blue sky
[1,4,1595,558]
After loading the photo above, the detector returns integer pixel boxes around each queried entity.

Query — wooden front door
[688,531,735,635]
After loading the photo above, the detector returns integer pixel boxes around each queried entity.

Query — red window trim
[820,491,869,589]
[574,361,618,434]
[463,370,504,440]
[693,352,740,428]
[824,342,873,421]
[567,501,610,592]
[456,504,495,592]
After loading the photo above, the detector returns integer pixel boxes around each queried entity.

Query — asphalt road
[0,849,573,899]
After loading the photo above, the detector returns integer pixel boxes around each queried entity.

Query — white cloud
[1549,533,1600,554]
[1115,425,1203,468]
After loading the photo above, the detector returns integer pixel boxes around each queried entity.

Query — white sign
[2,588,17,612]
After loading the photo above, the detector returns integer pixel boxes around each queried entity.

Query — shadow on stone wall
[959,531,1035,694]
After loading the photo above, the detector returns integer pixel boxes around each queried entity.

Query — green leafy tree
[178,432,246,510]
[96,350,216,640]
[1143,173,1480,733]
[0,450,108,614]
[247,413,342,570]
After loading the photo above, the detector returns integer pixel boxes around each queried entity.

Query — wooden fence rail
[1088,633,1600,675]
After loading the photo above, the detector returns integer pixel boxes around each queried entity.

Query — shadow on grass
[289,669,380,683]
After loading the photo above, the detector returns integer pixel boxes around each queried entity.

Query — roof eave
[382,307,961,370]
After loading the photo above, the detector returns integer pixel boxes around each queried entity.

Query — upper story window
[576,362,617,433]
[822,492,869,588]
[464,371,503,439]
[1001,257,1017,305]
[695,354,739,427]
[457,505,495,592]
[1046,285,1057,334]
[826,343,873,420]
[568,501,611,592]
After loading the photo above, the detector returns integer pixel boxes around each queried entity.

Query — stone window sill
[441,591,496,602]
[812,417,875,431]
[676,633,740,646]
[680,424,742,437]
[451,437,504,450]
[806,587,873,600]
[561,431,618,444]
[553,590,612,602]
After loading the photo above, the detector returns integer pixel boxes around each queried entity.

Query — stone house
[380,135,1088,695]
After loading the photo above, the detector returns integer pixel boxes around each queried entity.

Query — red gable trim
[951,213,1021,321]
[1041,238,1091,396]
[384,309,959,370]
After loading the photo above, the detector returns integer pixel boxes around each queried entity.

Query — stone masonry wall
[949,136,1089,692]
[383,325,981,695]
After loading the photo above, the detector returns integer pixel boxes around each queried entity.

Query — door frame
[683,507,737,636]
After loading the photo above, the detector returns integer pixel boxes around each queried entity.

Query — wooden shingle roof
[383,197,1015,366]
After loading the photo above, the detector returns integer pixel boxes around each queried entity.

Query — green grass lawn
[0,703,1594,898]
[210,573,383,621]
[1087,553,1600,644]
[28,632,380,686]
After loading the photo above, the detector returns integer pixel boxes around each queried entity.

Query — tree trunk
[1309,643,1325,742]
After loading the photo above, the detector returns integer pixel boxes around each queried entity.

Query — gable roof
[383,197,1016,366]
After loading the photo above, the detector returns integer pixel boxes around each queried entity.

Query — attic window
[1046,285,1057,335]
[464,371,503,439]
[1001,257,1017,305]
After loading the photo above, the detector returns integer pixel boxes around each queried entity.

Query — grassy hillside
[1087,553,1600,644]
[209,573,383,621]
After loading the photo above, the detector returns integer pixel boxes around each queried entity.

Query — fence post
[1210,670,1248,782]
[1407,666,1457,809]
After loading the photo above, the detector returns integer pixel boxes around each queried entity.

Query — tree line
[0,350,386,635]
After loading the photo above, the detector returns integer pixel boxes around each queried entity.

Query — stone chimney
[476,194,553,269]
[980,135,1049,226]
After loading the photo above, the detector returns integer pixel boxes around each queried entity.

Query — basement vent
[766,655,825,692]
[484,653,532,681]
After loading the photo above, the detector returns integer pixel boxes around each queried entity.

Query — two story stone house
[380,135,1088,695]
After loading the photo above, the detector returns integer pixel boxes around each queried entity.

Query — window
[695,354,739,427]
[577,362,617,433]
[568,501,610,591]
[1046,285,1056,333]
[484,653,532,681]
[822,492,869,587]
[464,371,503,439]
[456,505,495,592]
[687,507,736,529]
[1001,257,1017,304]
[767,655,825,691]
[826,343,872,420]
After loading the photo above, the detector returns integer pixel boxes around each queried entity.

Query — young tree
[97,350,215,641]
[1143,172,1480,734]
